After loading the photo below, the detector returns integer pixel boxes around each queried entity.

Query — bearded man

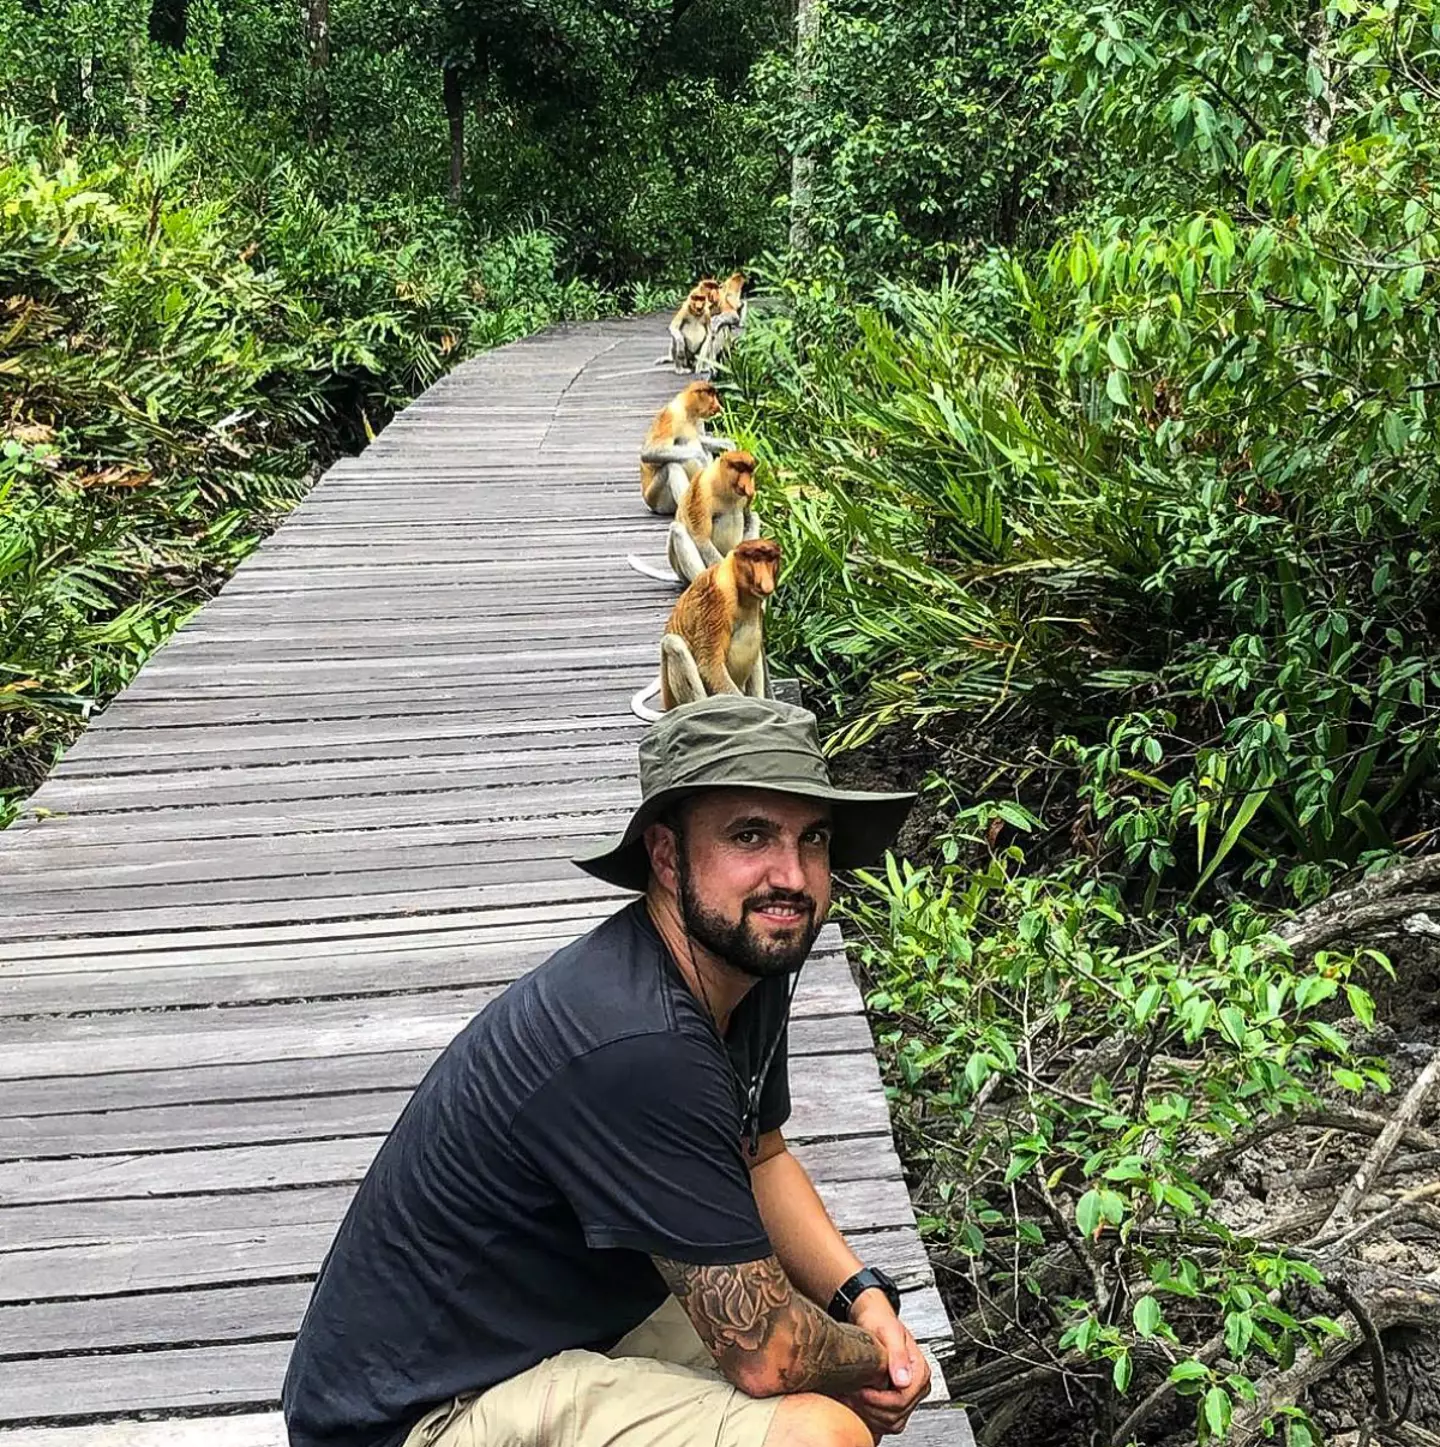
[283,695,932,1447]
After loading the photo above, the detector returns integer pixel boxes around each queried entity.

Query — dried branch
[1279,891,1440,957]
[1304,1180,1440,1257]
[1319,1054,1440,1236]
[1325,1273,1394,1422]
[1283,856,1440,934]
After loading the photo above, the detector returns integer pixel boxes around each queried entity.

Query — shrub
[0,116,605,824]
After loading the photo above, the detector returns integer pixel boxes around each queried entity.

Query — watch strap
[827,1266,901,1322]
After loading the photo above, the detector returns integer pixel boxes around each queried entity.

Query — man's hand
[839,1293,931,1437]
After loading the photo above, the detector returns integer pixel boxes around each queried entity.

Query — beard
[674,842,821,978]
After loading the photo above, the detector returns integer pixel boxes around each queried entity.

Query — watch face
[871,1267,902,1310]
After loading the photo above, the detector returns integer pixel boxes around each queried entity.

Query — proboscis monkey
[721,271,747,323]
[666,449,760,585]
[666,287,713,372]
[637,381,734,516]
[630,539,780,722]
[699,272,748,368]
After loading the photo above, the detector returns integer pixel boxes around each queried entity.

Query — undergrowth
[0,117,609,825]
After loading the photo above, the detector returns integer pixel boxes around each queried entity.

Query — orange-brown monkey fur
[703,272,748,366]
[659,539,780,711]
[667,450,760,583]
[639,381,727,515]
[720,272,746,319]
[668,287,713,371]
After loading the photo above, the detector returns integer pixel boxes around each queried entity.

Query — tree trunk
[443,64,465,203]
[1304,0,1334,146]
[788,0,818,254]
[307,0,330,142]
[148,0,187,49]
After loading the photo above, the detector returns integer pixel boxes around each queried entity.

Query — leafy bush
[848,797,1390,1444]
[730,87,1440,899]
[751,0,1082,281]
[0,117,606,824]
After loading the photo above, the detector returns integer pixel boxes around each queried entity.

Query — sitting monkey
[665,286,713,372]
[638,381,734,517]
[701,272,748,368]
[630,538,780,722]
[666,450,760,585]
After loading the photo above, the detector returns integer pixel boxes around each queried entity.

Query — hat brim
[572,781,917,892]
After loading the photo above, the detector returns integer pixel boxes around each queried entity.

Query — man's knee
[764,1394,873,1447]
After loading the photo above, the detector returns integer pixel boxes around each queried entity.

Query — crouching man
[283,695,932,1447]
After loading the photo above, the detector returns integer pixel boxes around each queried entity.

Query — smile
[752,903,810,922]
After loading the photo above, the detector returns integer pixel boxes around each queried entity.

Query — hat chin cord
[672,835,797,1156]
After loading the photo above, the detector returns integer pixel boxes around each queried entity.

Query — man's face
[667,789,833,978]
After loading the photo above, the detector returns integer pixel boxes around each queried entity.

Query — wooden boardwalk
[0,317,963,1444]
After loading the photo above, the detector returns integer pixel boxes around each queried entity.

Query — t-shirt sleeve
[513,1033,774,1265]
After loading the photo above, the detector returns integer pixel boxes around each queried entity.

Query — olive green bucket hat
[572,695,916,892]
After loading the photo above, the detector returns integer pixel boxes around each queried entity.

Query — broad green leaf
[1076,1189,1103,1237]
[1204,1386,1232,1437]
[1133,1296,1162,1337]
[1169,1359,1209,1383]
[1134,983,1164,1026]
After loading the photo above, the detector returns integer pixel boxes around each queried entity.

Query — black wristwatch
[827,1266,902,1322]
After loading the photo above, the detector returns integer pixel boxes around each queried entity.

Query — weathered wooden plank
[2,1145,906,1243]
[0,1203,926,1308]
[0,898,677,963]
[50,727,642,778]
[0,874,632,939]
[0,1401,970,1447]
[0,1415,288,1447]
[0,923,850,1013]
[0,897,631,963]
[0,1289,952,1427]
[0,1046,881,1159]
[0,823,619,886]
[0,958,859,1064]
[9,783,642,847]
[36,739,636,807]
[70,685,639,728]
[0,998,871,1083]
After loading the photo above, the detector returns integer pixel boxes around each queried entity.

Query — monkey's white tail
[630,677,665,723]
[627,554,683,585]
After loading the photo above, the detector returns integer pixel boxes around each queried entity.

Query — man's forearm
[655,1254,886,1397]
[751,1142,865,1311]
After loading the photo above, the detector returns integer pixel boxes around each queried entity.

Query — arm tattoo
[653,1254,886,1397]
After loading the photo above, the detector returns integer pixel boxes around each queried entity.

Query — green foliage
[731,88,1440,892]
[0,117,604,824]
[849,799,1389,1440]
[725,3,1440,1436]
[0,0,788,285]
[752,0,1083,280]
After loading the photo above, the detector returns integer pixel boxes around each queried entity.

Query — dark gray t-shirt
[282,900,792,1447]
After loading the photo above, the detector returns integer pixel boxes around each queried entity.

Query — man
[283,695,932,1447]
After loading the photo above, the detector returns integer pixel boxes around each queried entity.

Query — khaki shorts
[400,1297,782,1447]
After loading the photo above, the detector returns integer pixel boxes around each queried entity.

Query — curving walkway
[0,317,966,1444]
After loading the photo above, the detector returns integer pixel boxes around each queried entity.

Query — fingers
[869,1316,912,1390]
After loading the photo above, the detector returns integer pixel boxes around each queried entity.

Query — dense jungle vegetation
[5,1,1440,1445]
